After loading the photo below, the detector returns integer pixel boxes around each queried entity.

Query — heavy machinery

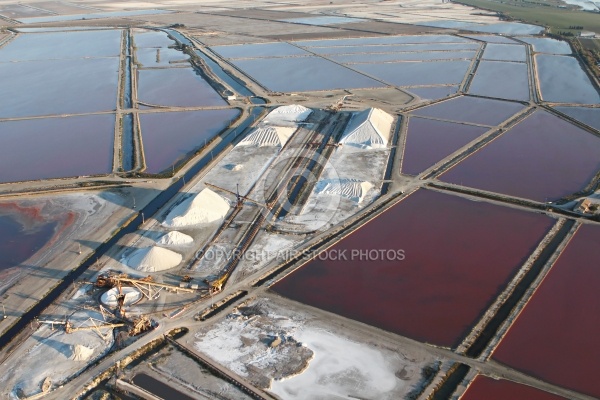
[38,314,155,339]
[204,273,229,294]
[328,94,352,112]
[94,272,196,300]
[307,142,342,148]
[205,182,267,209]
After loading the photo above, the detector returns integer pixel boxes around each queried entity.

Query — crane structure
[205,182,267,209]
[94,272,197,301]
[37,317,125,341]
[327,94,352,112]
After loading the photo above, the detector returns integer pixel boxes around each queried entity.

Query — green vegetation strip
[453,0,600,34]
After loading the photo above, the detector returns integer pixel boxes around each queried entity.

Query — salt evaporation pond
[401,117,489,175]
[26,2,100,16]
[553,106,600,131]
[493,224,600,399]
[309,43,480,55]
[461,376,568,400]
[482,43,526,62]
[440,110,600,201]
[0,115,114,183]
[352,60,471,86]
[134,30,176,48]
[418,21,542,35]
[536,55,600,104]
[293,35,472,47]
[0,57,118,118]
[15,27,115,33]
[469,61,529,101]
[517,37,571,54]
[137,68,227,107]
[0,4,50,18]
[230,56,383,92]
[284,16,364,25]
[0,214,57,272]
[15,9,170,24]
[0,30,121,61]
[133,374,196,400]
[462,35,518,44]
[408,86,458,100]
[561,0,599,11]
[212,42,308,59]
[412,96,525,125]
[136,47,188,67]
[273,189,553,348]
[140,109,240,173]
[330,51,476,64]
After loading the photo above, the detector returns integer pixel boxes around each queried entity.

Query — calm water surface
[330,51,475,64]
[0,57,119,118]
[469,61,529,101]
[0,115,114,183]
[273,189,553,347]
[440,110,600,201]
[0,214,57,272]
[352,60,471,86]
[482,43,526,62]
[536,54,600,104]
[231,56,384,92]
[212,42,309,59]
[137,68,227,107]
[493,224,600,398]
[402,117,488,175]
[0,30,121,61]
[140,109,240,173]
[461,376,568,400]
[413,96,525,125]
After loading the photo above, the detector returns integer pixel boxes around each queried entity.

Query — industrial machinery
[205,182,267,209]
[94,272,196,300]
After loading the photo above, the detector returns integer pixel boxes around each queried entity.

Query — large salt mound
[238,125,296,147]
[127,246,182,272]
[263,104,312,126]
[339,108,394,149]
[158,231,193,246]
[100,286,142,307]
[315,178,374,203]
[163,188,230,227]
[71,345,94,362]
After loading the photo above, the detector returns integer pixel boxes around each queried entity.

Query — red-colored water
[460,376,567,400]
[140,109,240,173]
[0,202,70,272]
[492,223,600,399]
[440,110,600,201]
[401,117,489,175]
[137,68,227,108]
[412,96,525,126]
[0,115,114,183]
[272,189,554,347]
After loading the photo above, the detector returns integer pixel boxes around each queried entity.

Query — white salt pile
[126,246,182,272]
[339,108,393,149]
[238,125,296,147]
[263,104,312,126]
[158,230,193,246]
[315,179,374,203]
[100,286,143,307]
[163,188,230,228]
[71,345,94,362]
[237,105,312,148]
